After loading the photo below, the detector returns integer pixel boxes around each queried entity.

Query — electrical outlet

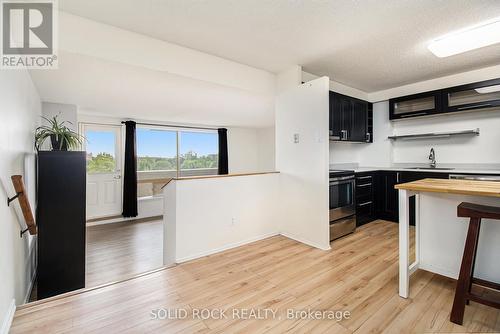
[293,133,299,143]
[231,217,236,225]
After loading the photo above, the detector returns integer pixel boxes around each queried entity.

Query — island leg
[399,189,412,298]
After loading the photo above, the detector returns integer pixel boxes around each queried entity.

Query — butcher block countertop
[395,178,500,198]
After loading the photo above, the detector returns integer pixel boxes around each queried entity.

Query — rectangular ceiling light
[428,19,500,57]
[475,84,500,94]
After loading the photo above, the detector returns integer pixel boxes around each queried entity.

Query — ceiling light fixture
[475,84,500,94]
[428,19,500,57]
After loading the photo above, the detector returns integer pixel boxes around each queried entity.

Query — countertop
[350,166,500,175]
[161,171,279,188]
[395,178,500,197]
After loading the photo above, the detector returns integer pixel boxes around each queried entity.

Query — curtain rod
[121,121,219,131]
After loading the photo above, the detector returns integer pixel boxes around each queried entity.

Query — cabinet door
[349,99,368,142]
[340,96,352,141]
[443,78,500,113]
[389,91,442,120]
[376,171,400,222]
[329,91,342,139]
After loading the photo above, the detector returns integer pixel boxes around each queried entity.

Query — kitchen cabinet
[355,172,376,226]
[375,171,400,222]
[389,78,500,120]
[389,90,442,120]
[442,78,500,113]
[330,92,373,143]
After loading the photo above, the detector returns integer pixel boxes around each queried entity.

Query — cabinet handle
[457,103,492,110]
[400,112,428,118]
[356,183,372,187]
[396,172,400,183]
[358,201,372,207]
[356,176,372,180]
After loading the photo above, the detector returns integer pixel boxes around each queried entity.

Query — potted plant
[35,115,84,151]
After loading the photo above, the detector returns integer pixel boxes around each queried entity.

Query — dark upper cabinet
[389,90,442,120]
[389,78,500,120]
[330,92,373,143]
[442,78,500,113]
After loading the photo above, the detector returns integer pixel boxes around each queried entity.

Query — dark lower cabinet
[355,172,376,226]
[37,151,86,299]
[357,170,450,225]
[375,171,400,222]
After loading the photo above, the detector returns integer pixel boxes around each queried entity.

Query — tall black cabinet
[37,151,86,299]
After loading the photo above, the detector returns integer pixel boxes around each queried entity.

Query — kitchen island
[395,178,500,298]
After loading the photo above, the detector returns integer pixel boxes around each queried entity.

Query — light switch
[293,133,299,143]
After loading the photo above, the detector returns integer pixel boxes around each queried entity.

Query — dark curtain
[122,121,138,217]
[218,128,228,175]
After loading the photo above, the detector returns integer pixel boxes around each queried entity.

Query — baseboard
[280,231,331,251]
[176,232,280,263]
[23,239,38,304]
[0,299,16,334]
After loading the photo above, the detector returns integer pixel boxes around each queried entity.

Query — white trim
[176,232,280,263]
[418,263,459,280]
[0,299,16,334]
[279,231,331,251]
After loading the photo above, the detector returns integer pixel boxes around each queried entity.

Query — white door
[82,124,123,220]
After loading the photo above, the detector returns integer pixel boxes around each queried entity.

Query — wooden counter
[395,178,500,198]
[161,171,280,189]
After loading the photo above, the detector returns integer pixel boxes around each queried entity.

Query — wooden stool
[450,202,500,325]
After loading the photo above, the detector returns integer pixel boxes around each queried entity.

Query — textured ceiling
[59,0,500,92]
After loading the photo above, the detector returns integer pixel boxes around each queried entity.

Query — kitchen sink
[405,167,455,170]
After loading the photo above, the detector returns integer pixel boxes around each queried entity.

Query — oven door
[329,177,355,221]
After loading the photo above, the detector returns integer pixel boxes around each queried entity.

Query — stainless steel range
[329,170,356,241]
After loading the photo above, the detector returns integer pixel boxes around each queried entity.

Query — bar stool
[450,202,500,325]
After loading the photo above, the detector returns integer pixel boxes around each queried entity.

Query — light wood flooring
[86,219,163,287]
[12,220,500,333]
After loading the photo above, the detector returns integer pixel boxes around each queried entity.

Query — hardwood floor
[86,219,163,287]
[12,220,500,333]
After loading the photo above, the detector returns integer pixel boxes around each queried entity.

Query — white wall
[257,127,276,171]
[276,77,330,250]
[392,109,500,165]
[164,173,280,263]
[0,70,41,332]
[42,102,78,132]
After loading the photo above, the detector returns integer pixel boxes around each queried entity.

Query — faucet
[428,148,436,168]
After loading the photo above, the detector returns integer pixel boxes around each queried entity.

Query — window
[136,127,218,197]
[179,131,218,177]
[85,130,117,173]
[136,128,177,173]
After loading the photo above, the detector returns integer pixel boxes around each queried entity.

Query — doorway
[81,123,123,220]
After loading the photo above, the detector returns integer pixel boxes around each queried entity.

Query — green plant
[35,115,84,151]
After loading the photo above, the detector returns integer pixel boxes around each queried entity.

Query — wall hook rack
[8,175,37,237]
[7,192,22,206]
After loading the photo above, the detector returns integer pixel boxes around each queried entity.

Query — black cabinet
[442,78,500,113]
[389,78,500,120]
[355,172,376,226]
[330,92,373,143]
[375,171,400,222]
[389,90,442,120]
[37,151,86,299]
